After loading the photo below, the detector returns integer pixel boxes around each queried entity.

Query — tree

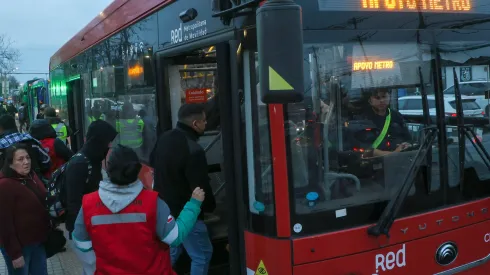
[0,34,20,74]
[8,75,19,89]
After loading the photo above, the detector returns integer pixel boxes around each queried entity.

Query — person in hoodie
[63,120,117,275]
[0,114,51,178]
[64,119,117,235]
[0,144,50,275]
[72,145,205,274]
[29,119,73,179]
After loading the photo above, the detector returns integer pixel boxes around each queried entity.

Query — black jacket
[65,120,117,233]
[29,119,73,162]
[151,122,216,220]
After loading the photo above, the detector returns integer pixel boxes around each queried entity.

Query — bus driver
[355,88,412,157]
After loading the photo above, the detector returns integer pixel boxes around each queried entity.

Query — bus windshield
[289,41,432,213]
[283,31,490,234]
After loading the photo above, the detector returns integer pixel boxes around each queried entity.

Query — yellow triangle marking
[269,66,294,91]
[255,260,269,275]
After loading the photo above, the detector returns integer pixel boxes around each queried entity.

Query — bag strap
[372,108,392,149]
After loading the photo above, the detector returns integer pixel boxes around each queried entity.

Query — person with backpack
[0,144,50,275]
[29,119,73,180]
[72,145,205,274]
[0,115,51,179]
[62,120,117,274]
[18,102,29,133]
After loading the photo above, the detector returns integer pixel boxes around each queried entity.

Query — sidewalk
[0,225,82,275]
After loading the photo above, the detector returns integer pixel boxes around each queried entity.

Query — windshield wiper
[453,68,466,192]
[419,67,433,194]
[367,127,437,238]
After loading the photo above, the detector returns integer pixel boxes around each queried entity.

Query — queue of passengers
[0,103,215,275]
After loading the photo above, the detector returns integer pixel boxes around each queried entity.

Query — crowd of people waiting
[0,103,215,275]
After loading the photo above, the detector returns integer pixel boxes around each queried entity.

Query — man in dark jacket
[151,103,216,275]
[64,120,117,236]
[0,114,51,177]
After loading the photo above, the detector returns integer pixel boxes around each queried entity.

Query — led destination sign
[353,60,395,71]
[361,0,470,11]
[318,0,490,13]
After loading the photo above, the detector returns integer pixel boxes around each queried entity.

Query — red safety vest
[40,138,66,179]
[82,189,176,275]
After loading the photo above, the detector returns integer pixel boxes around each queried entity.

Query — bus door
[156,42,243,274]
[66,78,84,152]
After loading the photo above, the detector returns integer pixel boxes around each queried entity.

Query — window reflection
[82,14,158,163]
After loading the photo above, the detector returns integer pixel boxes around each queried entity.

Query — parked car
[442,81,490,116]
[398,95,484,117]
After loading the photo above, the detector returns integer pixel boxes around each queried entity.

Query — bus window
[438,39,490,202]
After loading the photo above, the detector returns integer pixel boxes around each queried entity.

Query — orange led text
[353,60,395,71]
[361,0,471,11]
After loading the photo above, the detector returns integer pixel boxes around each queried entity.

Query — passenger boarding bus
[49,0,490,274]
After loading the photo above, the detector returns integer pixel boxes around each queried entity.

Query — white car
[398,95,484,117]
[442,81,490,115]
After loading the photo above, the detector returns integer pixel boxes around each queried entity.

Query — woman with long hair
[0,144,50,275]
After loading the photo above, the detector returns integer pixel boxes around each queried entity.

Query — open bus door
[66,77,84,152]
[155,39,244,274]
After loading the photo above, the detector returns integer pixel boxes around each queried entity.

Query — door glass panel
[165,46,227,240]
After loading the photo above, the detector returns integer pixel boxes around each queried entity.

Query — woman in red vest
[29,119,73,179]
[72,145,205,274]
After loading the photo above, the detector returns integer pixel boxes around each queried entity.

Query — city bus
[23,78,50,121]
[49,0,490,274]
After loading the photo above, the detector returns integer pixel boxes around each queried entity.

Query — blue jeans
[1,244,48,275]
[170,220,213,275]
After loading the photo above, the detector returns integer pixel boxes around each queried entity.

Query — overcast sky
[0,0,113,84]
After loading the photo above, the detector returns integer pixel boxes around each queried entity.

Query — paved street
[0,225,82,275]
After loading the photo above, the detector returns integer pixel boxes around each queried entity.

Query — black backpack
[46,153,92,222]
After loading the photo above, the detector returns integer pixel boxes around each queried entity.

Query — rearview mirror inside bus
[256,0,304,104]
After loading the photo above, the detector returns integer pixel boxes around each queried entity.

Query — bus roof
[49,0,171,71]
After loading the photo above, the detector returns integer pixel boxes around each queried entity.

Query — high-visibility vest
[81,190,174,275]
[116,119,144,148]
[52,123,68,143]
[88,114,105,124]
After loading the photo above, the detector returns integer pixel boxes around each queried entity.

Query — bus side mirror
[257,0,304,104]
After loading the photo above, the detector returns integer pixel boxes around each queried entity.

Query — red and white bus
[50,0,490,274]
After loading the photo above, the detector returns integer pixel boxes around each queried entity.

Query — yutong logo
[399,207,488,235]
[374,244,406,275]
[435,242,458,266]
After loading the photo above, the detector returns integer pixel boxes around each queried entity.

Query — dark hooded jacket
[151,122,216,220]
[64,120,118,234]
[29,119,73,162]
